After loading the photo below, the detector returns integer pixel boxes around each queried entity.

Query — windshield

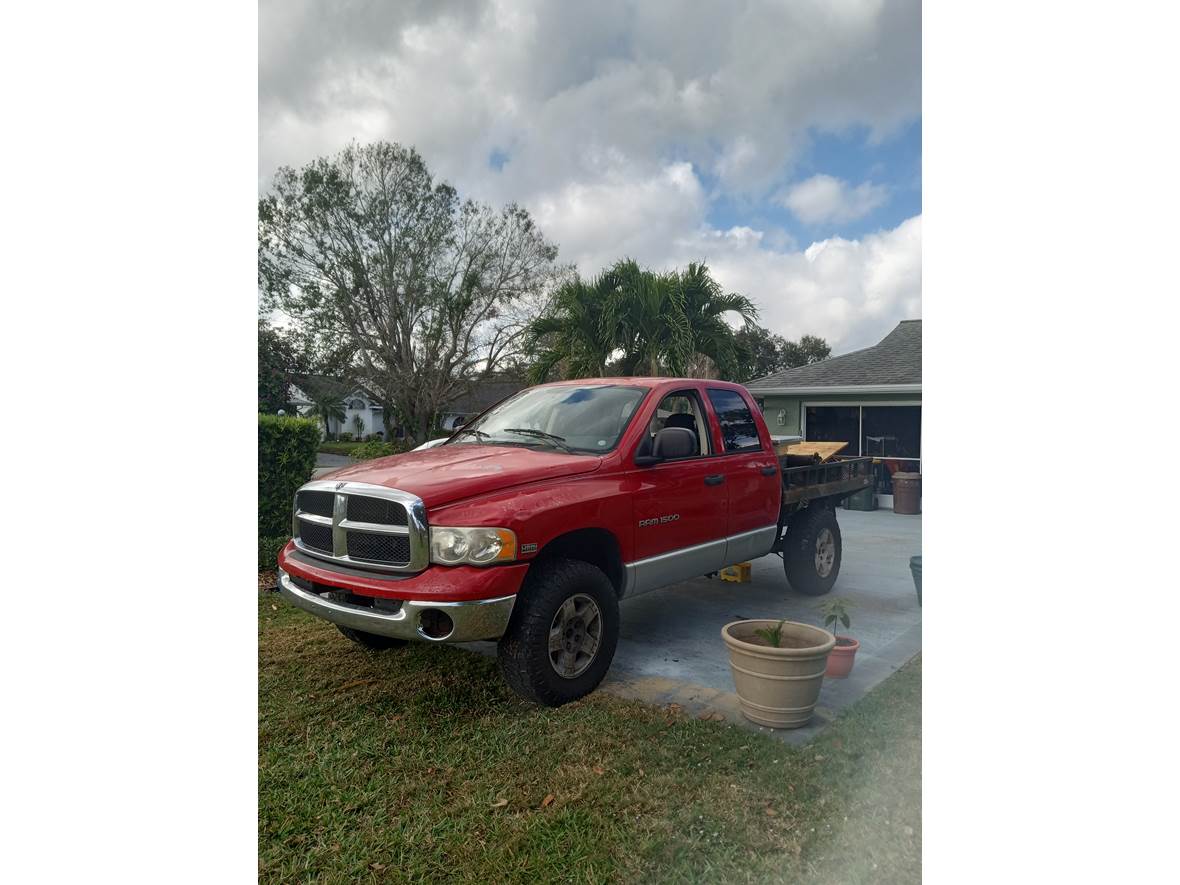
[449,385,648,455]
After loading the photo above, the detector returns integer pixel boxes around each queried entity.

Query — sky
[259,0,921,354]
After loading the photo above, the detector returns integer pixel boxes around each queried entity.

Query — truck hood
[318,444,604,508]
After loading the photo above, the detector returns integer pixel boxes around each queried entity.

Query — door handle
[704,474,725,486]
[760,465,776,476]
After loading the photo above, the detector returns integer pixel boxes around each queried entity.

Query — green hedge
[349,439,412,461]
[259,535,290,572]
[259,414,320,539]
[317,441,366,455]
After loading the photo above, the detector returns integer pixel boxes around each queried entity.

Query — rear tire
[497,558,619,707]
[783,504,842,596]
[336,625,408,650]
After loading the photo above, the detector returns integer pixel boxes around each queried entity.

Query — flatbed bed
[780,455,874,510]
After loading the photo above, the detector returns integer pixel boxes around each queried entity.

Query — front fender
[428,473,635,565]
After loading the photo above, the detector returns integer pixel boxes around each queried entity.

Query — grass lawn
[259,593,920,883]
[317,441,366,455]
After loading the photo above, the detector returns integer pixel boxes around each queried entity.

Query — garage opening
[803,404,921,497]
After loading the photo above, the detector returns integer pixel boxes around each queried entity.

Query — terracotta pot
[721,620,835,729]
[825,636,860,678]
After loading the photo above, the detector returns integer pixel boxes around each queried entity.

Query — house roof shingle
[445,379,527,415]
[289,374,365,404]
[289,374,526,416]
[746,320,921,391]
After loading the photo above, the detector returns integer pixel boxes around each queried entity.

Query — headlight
[429,526,517,566]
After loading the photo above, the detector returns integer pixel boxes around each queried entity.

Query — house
[436,379,526,431]
[288,375,527,439]
[745,319,921,503]
[288,376,387,439]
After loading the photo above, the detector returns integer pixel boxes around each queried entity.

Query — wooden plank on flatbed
[774,440,849,462]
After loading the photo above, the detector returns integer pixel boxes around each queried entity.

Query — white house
[289,375,527,440]
[288,377,387,439]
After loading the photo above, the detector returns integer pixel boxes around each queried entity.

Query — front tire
[784,504,843,596]
[497,558,620,707]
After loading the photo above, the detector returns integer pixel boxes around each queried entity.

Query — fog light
[418,608,454,640]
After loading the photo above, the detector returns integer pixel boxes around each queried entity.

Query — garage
[746,320,921,506]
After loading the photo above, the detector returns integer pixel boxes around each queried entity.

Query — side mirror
[636,426,696,465]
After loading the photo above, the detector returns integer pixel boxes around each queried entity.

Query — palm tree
[309,393,345,438]
[526,259,757,382]
[605,260,691,377]
[525,272,620,383]
[676,262,757,379]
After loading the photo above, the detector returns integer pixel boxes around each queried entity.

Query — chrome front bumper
[278,570,517,643]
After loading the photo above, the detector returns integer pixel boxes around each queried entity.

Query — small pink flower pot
[825,636,860,678]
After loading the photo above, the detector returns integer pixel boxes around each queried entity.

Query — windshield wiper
[502,428,573,453]
[453,427,492,445]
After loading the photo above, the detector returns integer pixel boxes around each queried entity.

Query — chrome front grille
[297,490,335,518]
[346,531,411,563]
[346,495,407,525]
[292,480,428,573]
[297,519,333,554]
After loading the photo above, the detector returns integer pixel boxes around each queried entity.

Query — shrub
[259,414,320,539]
[259,535,290,572]
[349,439,411,461]
[338,432,353,442]
[317,441,365,455]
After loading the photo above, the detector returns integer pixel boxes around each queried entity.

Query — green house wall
[753,392,922,438]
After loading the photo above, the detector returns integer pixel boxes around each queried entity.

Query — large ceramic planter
[825,637,860,678]
[721,620,836,729]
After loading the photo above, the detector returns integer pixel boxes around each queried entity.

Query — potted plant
[721,618,836,729]
[818,599,859,678]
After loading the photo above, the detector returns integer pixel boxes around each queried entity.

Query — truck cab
[278,377,861,705]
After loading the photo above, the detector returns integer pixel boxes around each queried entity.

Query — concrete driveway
[607,508,921,742]
[471,507,922,743]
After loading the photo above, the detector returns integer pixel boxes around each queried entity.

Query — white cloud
[525,155,921,351]
[258,0,922,351]
[781,174,890,225]
[259,0,921,200]
[670,215,923,353]
[529,161,706,273]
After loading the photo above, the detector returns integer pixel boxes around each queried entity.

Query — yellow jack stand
[719,562,752,583]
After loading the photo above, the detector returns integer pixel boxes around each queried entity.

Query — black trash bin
[844,485,877,511]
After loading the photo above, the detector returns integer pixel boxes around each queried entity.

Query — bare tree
[258,141,558,443]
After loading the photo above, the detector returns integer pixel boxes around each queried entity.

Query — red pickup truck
[278,378,871,706]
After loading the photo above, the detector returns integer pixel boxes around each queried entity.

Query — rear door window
[706,389,763,453]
